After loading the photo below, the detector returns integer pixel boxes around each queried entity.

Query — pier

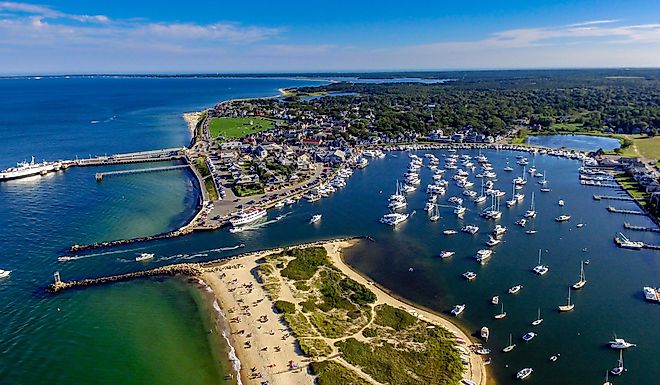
[581,180,620,188]
[593,194,635,201]
[95,164,190,181]
[607,206,646,215]
[623,222,660,233]
[75,147,186,167]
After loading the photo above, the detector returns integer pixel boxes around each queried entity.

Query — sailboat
[538,170,548,185]
[429,204,440,222]
[502,333,516,352]
[494,302,507,319]
[525,216,538,234]
[506,182,517,207]
[610,350,625,376]
[532,249,549,275]
[531,308,543,326]
[603,370,612,385]
[572,260,587,289]
[558,288,575,312]
[524,192,537,218]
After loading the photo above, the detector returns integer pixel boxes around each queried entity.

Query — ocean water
[527,134,621,152]
[1,77,657,385]
[0,77,326,385]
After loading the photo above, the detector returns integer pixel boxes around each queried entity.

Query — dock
[623,222,660,233]
[607,206,645,215]
[76,148,186,167]
[95,164,190,181]
[593,194,635,201]
[581,180,620,188]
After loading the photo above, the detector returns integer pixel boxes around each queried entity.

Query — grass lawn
[617,135,660,160]
[208,117,274,138]
[551,122,584,131]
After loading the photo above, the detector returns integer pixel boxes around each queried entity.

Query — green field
[208,117,275,138]
[617,135,660,160]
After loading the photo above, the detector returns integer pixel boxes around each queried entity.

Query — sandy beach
[183,111,203,137]
[199,239,486,385]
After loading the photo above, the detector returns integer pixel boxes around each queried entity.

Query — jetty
[623,222,660,233]
[593,194,635,201]
[607,206,646,215]
[95,164,190,181]
[76,148,186,167]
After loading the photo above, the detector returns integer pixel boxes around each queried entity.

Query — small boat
[502,333,516,352]
[463,271,477,280]
[521,332,536,342]
[609,336,636,349]
[135,253,154,262]
[572,260,587,289]
[443,229,458,235]
[532,249,549,276]
[480,326,490,341]
[516,367,533,380]
[494,302,506,319]
[610,350,624,376]
[274,201,286,208]
[576,223,585,228]
[0,269,11,279]
[516,218,527,227]
[531,308,543,326]
[540,187,551,192]
[555,214,571,222]
[475,347,490,355]
[550,354,560,362]
[508,285,523,294]
[486,236,501,247]
[558,288,575,312]
[451,304,466,316]
[491,295,500,305]
[57,256,74,262]
[475,249,493,263]
[309,214,322,224]
[461,379,477,385]
[440,251,455,259]
[503,166,514,172]
[558,199,565,206]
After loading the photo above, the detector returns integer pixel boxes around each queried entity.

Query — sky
[1,0,660,74]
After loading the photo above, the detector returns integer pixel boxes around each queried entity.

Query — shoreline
[194,239,487,385]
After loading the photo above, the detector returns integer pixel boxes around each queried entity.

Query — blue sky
[1,0,659,74]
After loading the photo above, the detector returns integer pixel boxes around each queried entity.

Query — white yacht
[0,269,11,279]
[517,368,533,380]
[572,261,587,289]
[492,224,507,237]
[558,199,565,206]
[609,337,636,349]
[643,286,659,302]
[475,249,493,263]
[454,205,467,216]
[532,249,549,275]
[555,214,571,222]
[380,213,410,226]
[521,332,536,342]
[230,208,268,227]
[508,285,523,294]
[463,271,477,280]
[461,225,479,234]
[309,214,322,224]
[443,229,458,235]
[389,199,407,211]
[439,251,455,259]
[486,236,501,247]
[135,253,155,262]
[451,304,466,316]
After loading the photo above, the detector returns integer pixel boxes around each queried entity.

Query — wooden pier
[581,180,620,188]
[624,222,660,233]
[76,147,186,167]
[607,206,645,215]
[95,164,190,181]
[593,194,635,201]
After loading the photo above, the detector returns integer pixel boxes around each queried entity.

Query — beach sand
[200,239,486,385]
[183,112,202,137]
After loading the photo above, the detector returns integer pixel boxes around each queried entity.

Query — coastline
[195,239,487,385]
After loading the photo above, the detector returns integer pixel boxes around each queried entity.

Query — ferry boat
[517,368,533,380]
[451,304,466,316]
[0,269,11,279]
[230,208,267,227]
[135,253,155,262]
[309,214,322,224]
[0,157,62,181]
[643,286,659,302]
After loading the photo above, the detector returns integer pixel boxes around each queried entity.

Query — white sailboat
[494,302,507,319]
[429,204,440,222]
[532,249,549,275]
[572,260,587,289]
[558,288,575,312]
[524,192,537,218]
[610,350,625,376]
[531,308,543,326]
[502,333,516,353]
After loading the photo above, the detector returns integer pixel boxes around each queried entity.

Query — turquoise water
[0,77,326,384]
[527,134,621,152]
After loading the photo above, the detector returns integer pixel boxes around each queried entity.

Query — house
[328,150,346,165]
[253,145,268,159]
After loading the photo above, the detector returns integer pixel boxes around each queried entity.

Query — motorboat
[493,224,507,237]
[451,304,466,316]
[135,253,155,262]
[463,271,477,280]
[521,332,536,342]
[516,368,533,380]
[309,214,322,224]
[0,269,11,279]
[531,308,543,326]
[516,218,527,227]
[380,213,410,226]
[532,249,549,275]
[440,251,455,259]
[274,201,285,209]
[550,354,560,362]
[558,199,565,206]
[475,347,490,355]
[643,286,659,302]
[443,229,458,235]
[475,249,493,263]
[558,288,575,312]
[486,236,501,247]
[461,225,479,234]
[508,285,523,294]
[555,214,571,222]
[502,333,516,352]
[615,233,644,249]
[454,205,467,216]
[480,326,490,341]
[609,337,636,349]
[491,296,499,305]
[572,261,587,289]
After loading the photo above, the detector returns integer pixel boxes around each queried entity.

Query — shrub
[280,247,329,280]
[373,304,417,331]
[274,300,296,314]
[309,360,371,385]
